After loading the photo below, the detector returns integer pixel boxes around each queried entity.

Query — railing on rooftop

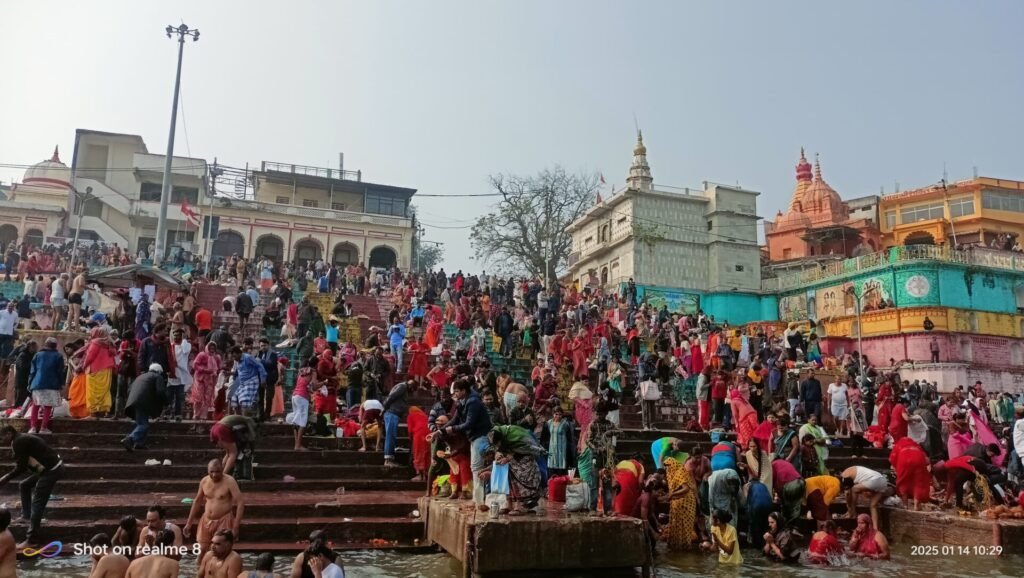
[764,244,1024,291]
[261,161,362,182]
[229,197,410,228]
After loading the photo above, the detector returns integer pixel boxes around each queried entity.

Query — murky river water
[17,544,1020,577]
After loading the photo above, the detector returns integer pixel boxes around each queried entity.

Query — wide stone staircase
[0,418,424,552]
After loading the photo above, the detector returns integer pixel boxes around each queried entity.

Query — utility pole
[154,23,200,266]
[68,186,94,275]
[206,159,223,277]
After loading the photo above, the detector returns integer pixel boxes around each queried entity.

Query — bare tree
[471,166,597,281]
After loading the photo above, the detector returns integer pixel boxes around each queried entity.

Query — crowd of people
[0,240,1023,573]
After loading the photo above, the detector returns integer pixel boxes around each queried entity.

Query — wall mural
[896,270,939,306]
[778,292,808,322]
[854,275,893,312]
[638,286,701,315]
[815,281,855,319]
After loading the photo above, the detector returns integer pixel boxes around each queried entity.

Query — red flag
[599,173,606,184]
[180,199,201,227]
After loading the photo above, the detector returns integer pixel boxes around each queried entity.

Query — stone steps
[4,432,411,451]
[0,462,414,480]
[0,478,425,495]
[31,491,422,521]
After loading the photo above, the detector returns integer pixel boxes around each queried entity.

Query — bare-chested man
[137,505,184,559]
[184,459,244,568]
[125,529,179,578]
[0,510,15,578]
[68,266,87,331]
[199,529,242,578]
[88,533,130,578]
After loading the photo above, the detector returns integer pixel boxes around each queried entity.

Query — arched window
[333,242,359,267]
[600,224,609,243]
[24,228,44,248]
[295,239,322,265]
[0,225,18,249]
[369,246,397,269]
[255,235,283,260]
[600,266,609,285]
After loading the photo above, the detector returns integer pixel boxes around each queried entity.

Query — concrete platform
[881,507,1024,550]
[419,498,652,578]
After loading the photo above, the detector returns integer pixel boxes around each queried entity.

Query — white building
[566,132,761,293]
[69,129,209,255]
[0,147,71,247]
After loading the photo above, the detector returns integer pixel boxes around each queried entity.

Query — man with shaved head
[183,459,244,568]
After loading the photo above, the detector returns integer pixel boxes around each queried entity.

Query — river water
[18,544,1020,577]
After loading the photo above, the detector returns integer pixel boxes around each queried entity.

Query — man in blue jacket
[442,379,493,503]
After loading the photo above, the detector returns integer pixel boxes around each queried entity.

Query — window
[885,210,896,229]
[140,182,162,202]
[707,220,713,231]
[276,196,289,204]
[365,192,408,217]
[948,197,975,218]
[782,248,792,259]
[900,203,944,224]
[302,199,318,208]
[735,265,744,272]
[982,190,1024,213]
[331,202,347,211]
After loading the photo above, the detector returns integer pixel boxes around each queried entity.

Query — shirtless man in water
[68,266,87,331]
[88,533,130,578]
[125,529,179,578]
[184,459,244,568]
[0,511,15,578]
[199,529,242,578]
[136,505,184,559]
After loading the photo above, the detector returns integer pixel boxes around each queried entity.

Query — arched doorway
[332,242,359,267]
[904,231,936,246]
[255,235,284,261]
[0,225,17,249]
[24,228,44,248]
[600,266,609,285]
[369,245,397,269]
[294,239,322,265]
[211,231,245,261]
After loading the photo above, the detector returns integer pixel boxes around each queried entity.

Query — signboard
[815,281,855,319]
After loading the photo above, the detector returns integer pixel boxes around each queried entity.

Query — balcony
[262,161,361,182]
[764,244,1024,291]
[224,198,411,229]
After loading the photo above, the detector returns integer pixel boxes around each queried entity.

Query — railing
[231,198,411,228]
[261,161,361,182]
[765,244,1024,291]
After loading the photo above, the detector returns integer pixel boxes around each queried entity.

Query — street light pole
[68,186,94,275]
[154,23,199,266]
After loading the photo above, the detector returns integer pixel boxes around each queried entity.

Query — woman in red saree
[407,338,429,386]
[548,331,565,366]
[889,437,931,509]
[849,514,890,559]
[315,350,339,420]
[191,342,221,421]
[888,401,910,444]
[612,459,644,516]
[407,406,431,482]
[689,336,704,375]
[570,333,589,379]
[729,381,758,449]
[808,520,844,564]
[875,381,893,431]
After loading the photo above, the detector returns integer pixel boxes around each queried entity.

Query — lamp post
[68,186,93,275]
[844,284,878,381]
[154,23,200,266]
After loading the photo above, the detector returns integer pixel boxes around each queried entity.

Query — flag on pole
[596,192,603,204]
[181,199,201,227]
[599,173,606,185]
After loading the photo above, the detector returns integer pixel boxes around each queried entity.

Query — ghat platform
[419,497,653,578]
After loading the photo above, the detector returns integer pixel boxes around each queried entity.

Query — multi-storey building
[0,147,70,247]
[565,132,763,321]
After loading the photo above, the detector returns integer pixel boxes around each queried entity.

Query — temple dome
[803,156,847,219]
[23,146,71,189]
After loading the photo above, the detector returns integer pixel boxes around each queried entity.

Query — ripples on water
[17,544,1020,577]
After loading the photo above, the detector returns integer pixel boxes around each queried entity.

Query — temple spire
[50,146,61,163]
[626,130,653,192]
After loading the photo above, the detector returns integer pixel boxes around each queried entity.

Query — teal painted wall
[760,294,779,321]
[895,268,941,307]
[937,269,1018,314]
[703,292,767,325]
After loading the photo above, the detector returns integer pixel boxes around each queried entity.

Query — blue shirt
[236,353,267,384]
[29,349,65,391]
[245,288,260,306]
[388,323,406,347]
[326,325,339,343]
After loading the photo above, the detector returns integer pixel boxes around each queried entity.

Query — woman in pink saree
[969,406,1005,467]
[730,379,759,449]
[191,342,221,421]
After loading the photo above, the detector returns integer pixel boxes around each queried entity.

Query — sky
[2,1,1023,271]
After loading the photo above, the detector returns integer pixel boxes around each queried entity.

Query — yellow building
[879,176,1024,248]
[199,161,415,269]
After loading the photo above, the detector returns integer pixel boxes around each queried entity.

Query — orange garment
[407,407,431,473]
[68,372,90,419]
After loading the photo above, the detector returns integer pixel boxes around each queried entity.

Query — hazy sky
[2,1,1022,271]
